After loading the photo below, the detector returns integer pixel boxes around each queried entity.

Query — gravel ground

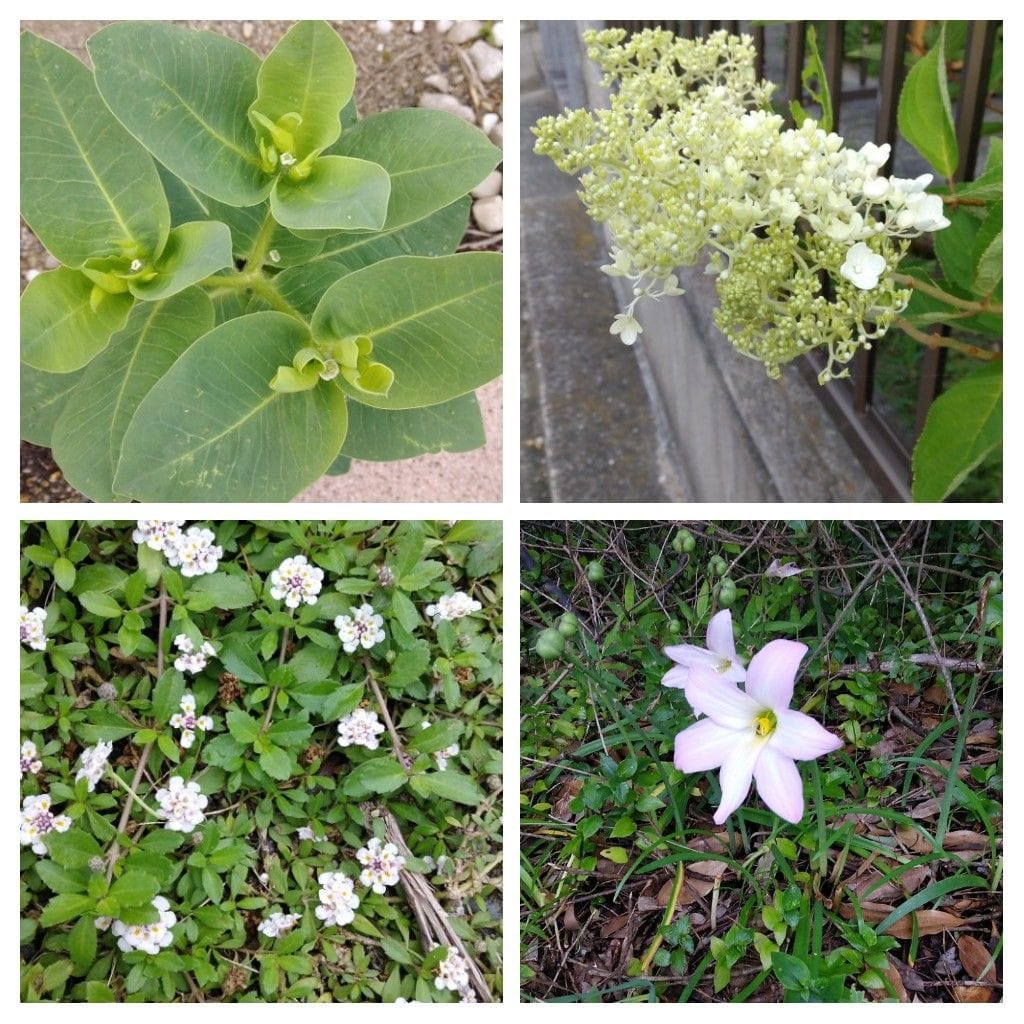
[20,19,503,503]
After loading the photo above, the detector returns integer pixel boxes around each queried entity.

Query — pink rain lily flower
[662,609,746,710]
[673,638,842,824]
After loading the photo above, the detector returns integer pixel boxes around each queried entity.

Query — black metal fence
[609,20,1001,500]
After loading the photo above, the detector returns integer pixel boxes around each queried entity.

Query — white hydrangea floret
[20,606,47,651]
[19,793,72,855]
[315,871,360,927]
[155,776,208,833]
[75,740,113,793]
[173,634,216,675]
[336,707,385,750]
[839,242,887,291]
[258,912,302,938]
[21,740,42,777]
[356,836,406,894]
[169,693,214,749]
[166,527,222,577]
[269,555,324,609]
[425,591,482,624]
[334,603,385,653]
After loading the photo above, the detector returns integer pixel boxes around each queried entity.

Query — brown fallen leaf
[944,830,989,852]
[921,684,947,705]
[894,826,933,854]
[847,864,931,903]
[957,935,998,981]
[563,902,581,931]
[688,859,728,879]
[953,986,992,1003]
[550,777,582,821]
[599,912,632,939]
[838,899,965,937]
[909,797,941,820]
[882,954,908,1002]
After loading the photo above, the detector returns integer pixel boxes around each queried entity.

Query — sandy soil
[20,19,503,503]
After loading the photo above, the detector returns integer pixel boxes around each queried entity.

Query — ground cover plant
[20,520,502,1002]
[20,21,502,500]
[521,521,1001,1002]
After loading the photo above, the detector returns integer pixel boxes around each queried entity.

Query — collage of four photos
[19,18,1002,1005]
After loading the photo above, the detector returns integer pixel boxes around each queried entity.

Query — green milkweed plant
[534,25,1002,501]
[21,22,502,501]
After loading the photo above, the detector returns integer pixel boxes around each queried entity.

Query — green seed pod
[668,619,682,634]
[587,561,605,582]
[557,612,579,637]
[718,583,736,608]
[535,628,566,660]
[711,556,727,577]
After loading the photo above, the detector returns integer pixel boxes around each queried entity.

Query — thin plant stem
[894,316,1001,362]
[106,766,160,818]
[639,859,685,974]
[262,625,290,730]
[247,276,306,320]
[244,208,278,273]
[892,273,1003,315]
[363,657,410,768]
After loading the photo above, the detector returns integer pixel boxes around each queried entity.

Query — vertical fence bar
[955,21,998,181]
[823,22,845,130]
[753,24,765,80]
[785,22,807,125]
[875,21,909,174]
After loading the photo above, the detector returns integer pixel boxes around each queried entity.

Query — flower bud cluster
[533,28,947,380]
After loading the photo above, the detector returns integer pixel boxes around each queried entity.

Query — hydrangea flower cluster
[269,555,324,608]
[173,634,216,675]
[75,740,113,792]
[155,776,208,832]
[356,837,406,894]
[97,896,176,954]
[169,694,214,749]
[20,792,71,855]
[315,871,360,927]
[425,591,482,623]
[20,740,42,777]
[533,28,951,382]
[166,527,223,577]
[334,603,385,653]
[132,520,185,552]
[258,911,302,938]
[434,946,471,992]
[336,707,386,750]
[20,606,47,651]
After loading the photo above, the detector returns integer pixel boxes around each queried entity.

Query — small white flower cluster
[169,694,214,749]
[155,776,208,833]
[97,896,176,954]
[356,837,406,894]
[421,721,460,771]
[20,793,71,855]
[75,740,113,793]
[132,520,185,552]
[334,603,385,653]
[315,871,360,927]
[133,521,221,575]
[20,606,47,651]
[425,591,482,624]
[20,740,42,777]
[269,555,324,609]
[173,634,216,675]
[435,946,471,993]
[258,911,302,938]
[297,826,326,842]
[336,707,385,750]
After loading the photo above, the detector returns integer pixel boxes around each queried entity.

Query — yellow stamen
[754,710,776,737]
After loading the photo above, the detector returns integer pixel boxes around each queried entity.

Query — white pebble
[24,268,40,282]
[448,20,483,45]
[412,20,425,34]
[374,20,393,34]
[472,195,503,233]
[480,112,499,134]
[423,73,450,93]
[488,120,504,149]
[418,92,475,123]
[468,39,503,83]
[471,170,503,199]
[242,22,254,40]
[434,20,454,34]
[490,22,504,48]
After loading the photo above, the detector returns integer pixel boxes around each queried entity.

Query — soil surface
[20,19,503,503]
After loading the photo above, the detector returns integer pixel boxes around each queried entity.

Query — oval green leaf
[249,20,355,160]
[129,222,233,301]
[332,109,501,229]
[51,288,215,501]
[114,311,348,500]
[89,22,270,206]
[312,253,502,409]
[21,267,133,373]
[21,362,86,446]
[271,155,390,231]
[341,393,485,461]
[21,31,170,268]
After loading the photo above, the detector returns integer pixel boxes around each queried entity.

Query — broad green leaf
[332,109,500,229]
[419,770,485,806]
[50,289,214,501]
[226,710,261,744]
[955,139,1003,201]
[407,719,462,755]
[898,25,959,179]
[275,261,352,318]
[129,222,233,300]
[385,643,432,688]
[114,312,349,500]
[267,719,314,747]
[971,202,1002,295]
[271,156,390,231]
[187,572,257,610]
[40,893,95,927]
[53,557,76,591]
[89,22,271,206]
[21,267,133,373]
[20,363,85,447]
[326,453,352,475]
[220,637,267,683]
[312,253,501,409]
[157,165,211,225]
[342,393,485,461]
[86,982,116,1003]
[321,682,364,721]
[108,870,160,908]
[912,362,1001,501]
[68,914,98,974]
[342,757,408,798]
[259,745,292,780]
[249,21,355,159]
[151,668,185,722]
[934,208,981,288]
[35,860,87,895]
[78,591,122,618]
[21,32,169,268]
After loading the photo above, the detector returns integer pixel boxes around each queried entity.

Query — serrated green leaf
[266,718,314,747]
[21,267,133,374]
[971,202,1002,295]
[897,24,959,179]
[151,669,185,722]
[35,859,87,895]
[272,155,390,231]
[187,572,256,610]
[342,757,407,798]
[419,770,484,806]
[220,637,267,684]
[259,745,293,780]
[386,643,432,688]
[226,709,260,744]
[407,719,462,755]
[115,311,348,500]
[129,222,233,301]
[21,31,169,268]
[89,22,270,206]
[78,591,122,618]
[321,682,364,720]
[40,892,95,927]
[109,870,160,908]
[912,361,1001,501]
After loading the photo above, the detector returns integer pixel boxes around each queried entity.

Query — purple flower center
[32,810,55,833]
[182,714,197,729]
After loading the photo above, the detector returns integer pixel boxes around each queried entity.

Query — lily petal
[661,665,691,690]
[674,718,742,772]
[752,745,805,823]
[686,667,760,728]
[663,642,716,667]
[744,639,807,709]
[713,736,765,824]
[706,609,737,659]
[771,708,843,760]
